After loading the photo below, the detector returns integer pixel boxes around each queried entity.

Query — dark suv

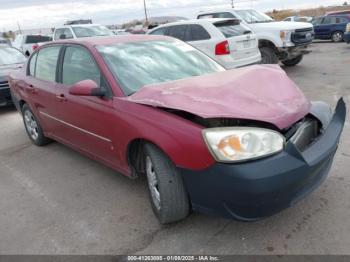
[312,15,350,42]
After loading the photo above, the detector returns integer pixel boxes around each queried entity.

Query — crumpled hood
[126,65,310,130]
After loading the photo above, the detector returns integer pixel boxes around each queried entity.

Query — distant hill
[267,5,350,20]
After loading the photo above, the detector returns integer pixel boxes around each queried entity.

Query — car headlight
[346,23,350,33]
[202,127,285,163]
[280,30,293,42]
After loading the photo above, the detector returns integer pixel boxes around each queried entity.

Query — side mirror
[69,80,105,97]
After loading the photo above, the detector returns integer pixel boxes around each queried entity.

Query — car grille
[286,118,320,152]
[0,81,9,89]
[291,28,314,45]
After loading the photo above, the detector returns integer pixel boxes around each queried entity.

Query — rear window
[214,20,251,38]
[25,35,51,44]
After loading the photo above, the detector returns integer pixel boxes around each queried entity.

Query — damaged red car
[9,36,346,224]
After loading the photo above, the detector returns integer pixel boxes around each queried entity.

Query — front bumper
[179,99,346,221]
[279,45,311,60]
[0,87,13,106]
[344,32,350,44]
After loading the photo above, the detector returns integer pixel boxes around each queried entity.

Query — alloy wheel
[146,156,161,210]
[24,110,39,141]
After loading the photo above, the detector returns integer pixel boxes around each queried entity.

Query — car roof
[50,35,173,47]
[198,9,253,14]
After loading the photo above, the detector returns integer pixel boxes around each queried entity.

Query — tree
[344,1,348,5]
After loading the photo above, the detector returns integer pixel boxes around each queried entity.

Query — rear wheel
[22,104,51,146]
[282,55,303,67]
[144,143,190,224]
[260,47,278,64]
[331,31,344,42]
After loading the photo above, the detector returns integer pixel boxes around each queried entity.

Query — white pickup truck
[12,34,52,57]
[198,9,314,66]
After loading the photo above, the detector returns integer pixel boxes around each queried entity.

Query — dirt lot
[0,42,349,255]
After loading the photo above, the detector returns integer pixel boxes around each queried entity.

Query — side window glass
[213,12,236,18]
[198,14,214,19]
[29,52,38,76]
[167,25,187,41]
[63,29,74,39]
[62,46,100,86]
[189,25,211,41]
[55,28,73,40]
[35,46,61,82]
[149,27,167,35]
[322,17,331,24]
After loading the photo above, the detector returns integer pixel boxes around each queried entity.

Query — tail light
[215,40,230,55]
[32,44,39,51]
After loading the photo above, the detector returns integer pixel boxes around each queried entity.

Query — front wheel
[260,47,278,64]
[282,55,303,67]
[22,104,51,146]
[144,143,190,224]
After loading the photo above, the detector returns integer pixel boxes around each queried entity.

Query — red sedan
[9,36,345,224]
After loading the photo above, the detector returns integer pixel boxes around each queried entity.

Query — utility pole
[17,21,22,34]
[231,0,234,8]
[143,0,149,25]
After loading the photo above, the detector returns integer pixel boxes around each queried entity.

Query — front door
[52,45,117,166]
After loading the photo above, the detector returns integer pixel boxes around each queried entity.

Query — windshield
[235,10,274,24]
[98,40,225,96]
[72,26,114,38]
[0,47,26,66]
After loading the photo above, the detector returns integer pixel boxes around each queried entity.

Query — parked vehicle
[0,37,11,46]
[9,36,345,224]
[148,19,261,69]
[312,15,350,42]
[113,29,130,35]
[198,9,314,66]
[283,16,313,23]
[12,34,52,56]
[0,45,26,106]
[345,23,350,43]
[53,24,114,40]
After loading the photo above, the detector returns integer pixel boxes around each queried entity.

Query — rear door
[186,24,213,56]
[23,45,62,134]
[52,44,117,165]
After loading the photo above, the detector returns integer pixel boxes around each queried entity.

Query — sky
[0,0,345,31]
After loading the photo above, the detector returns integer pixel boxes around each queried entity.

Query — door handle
[27,84,38,94]
[56,94,67,102]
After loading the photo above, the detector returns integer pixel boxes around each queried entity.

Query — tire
[143,143,190,224]
[282,55,303,67]
[22,104,51,146]
[260,47,278,64]
[331,31,344,43]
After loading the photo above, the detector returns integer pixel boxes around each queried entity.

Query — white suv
[53,24,114,41]
[198,9,314,66]
[148,19,261,69]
